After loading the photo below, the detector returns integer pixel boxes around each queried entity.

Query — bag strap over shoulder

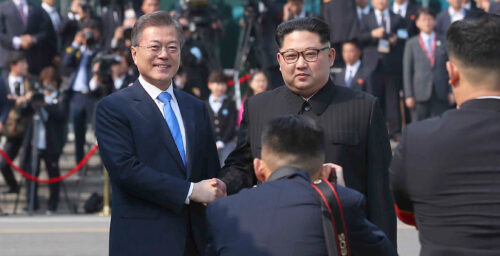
[311,178,351,256]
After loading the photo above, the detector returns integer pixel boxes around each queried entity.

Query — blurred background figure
[237,70,268,126]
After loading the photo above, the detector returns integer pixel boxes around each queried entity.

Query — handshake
[189,178,227,204]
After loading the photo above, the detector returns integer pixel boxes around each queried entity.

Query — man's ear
[446,60,460,87]
[253,158,267,182]
[130,46,138,66]
[329,48,336,67]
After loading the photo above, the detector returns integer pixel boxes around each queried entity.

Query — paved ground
[0,215,420,256]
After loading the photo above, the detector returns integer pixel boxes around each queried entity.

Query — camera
[181,0,215,31]
[83,31,96,48]
[91,54,122,97]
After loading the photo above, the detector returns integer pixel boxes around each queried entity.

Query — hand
[73,31,85,46]
[389,35,398,44]
[20,34,34,50]
[113,26,124,41]
[189,178,226,204]
[405,97,415,109]
[322,163,345,187]
[371,27,385,39]
[448,93,456,105]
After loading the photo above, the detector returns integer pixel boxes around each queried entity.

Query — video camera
[180,0,215,31]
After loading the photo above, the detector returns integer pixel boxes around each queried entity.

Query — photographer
[89,50,134,97]
[24,66,68,213]
[61,18,103,166]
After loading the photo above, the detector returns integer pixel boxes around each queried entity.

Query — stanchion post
[102,165,111,216]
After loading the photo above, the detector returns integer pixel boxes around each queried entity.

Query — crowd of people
[0,0,500,256]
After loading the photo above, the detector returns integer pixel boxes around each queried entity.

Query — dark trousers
[0,136,28,191]
[411,92,451,122]
[380,72,402,137]
[184,207,200,256]
[25,151,61,211]
[70,93,96,164]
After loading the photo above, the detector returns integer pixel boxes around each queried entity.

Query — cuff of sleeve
[185,182,194,205]
[216,141,225,149]
[12,37,21,50]
[89,78,98,91]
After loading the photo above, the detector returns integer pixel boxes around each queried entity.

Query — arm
[403,40,415,99]
[389,128,416,226]
[357,18,378,46]
[219,99,255,195]
[95,98,191,212]
[202,103,221,178]
[365,99,397,247]
[30,7,50,44]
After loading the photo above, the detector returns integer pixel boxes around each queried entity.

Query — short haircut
[5,51,26,68]
[275,17,330,48]
[39,66,61,87]
[80,18,101,32]
[131,11,184,46]
[416,7,436,19]
[342,39,361,50]
[208,71,227,84]
[446,14,500,71]
[261,115,325,177]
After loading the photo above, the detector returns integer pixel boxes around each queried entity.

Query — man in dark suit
[0,0,54,76]
[95,11,225,256]
[392,0,420,38]
[490,1,500,14]
[391,14,500,255]
[435,0,471,36]
[208,115,396,256]
[62,18,103,166]
[403,8,452,122]
[40,0,61,56]
[358,0,407,139]
[220,17,396,247]
[333,40,378,95]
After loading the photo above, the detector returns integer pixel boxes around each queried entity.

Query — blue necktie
[158,92,186,165]
[345,70,354,87]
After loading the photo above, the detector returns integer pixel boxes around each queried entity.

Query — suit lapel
[9,1,25,31]
[174,90,195,180]
[131,81,187,173]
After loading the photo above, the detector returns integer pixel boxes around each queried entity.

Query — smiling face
[277,30,335,97]
[131,25,180,90]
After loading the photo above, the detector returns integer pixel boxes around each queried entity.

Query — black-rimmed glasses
[279,47,330,64]
[135,43,179,55]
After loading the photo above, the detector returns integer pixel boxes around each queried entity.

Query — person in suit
[403,8,453,122]
[205,71,237,166]
[392,0,420,38]
[62,18,103,166]
[95,11,226,256]
[358,0,407,139]
[0,51,35,194]
[40,0,61,61]
[435,0,471,36]
[208,115,396,256]
[24,65,68,213]
[333,40,378,95]
[356,0,372,21]
[391,14,500,255]
[220,17,397,247]
[0,0,54,76]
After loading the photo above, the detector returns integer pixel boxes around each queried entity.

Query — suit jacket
[205,97,237,144]
[333,61,378,95]
[390,98,500,256]
[435,9,471,36]
[208,167,396,256]
[95,80,220,256]
[321,0,359,43]
[393,2,420,38]
[61,44,103,93]
[403,34,450,102]
[220,80,396,246]
[0,0,54,74]
[490,2,500,14]
[41,90,68,156]
[358,9,407,73]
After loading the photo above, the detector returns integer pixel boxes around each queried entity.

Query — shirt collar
[209,94,226,103]
[448,7,465,17]
[420,32,435,41]
[139,75,176,104]
[463,2,471,10]
[283,79,336,116]
[375,8,390,18]
[13,0,27,6]
[393,2,408,12]
[8,75,23,84]
[476,96,500,100]
[346,60,361,73]
[41,2,55,12]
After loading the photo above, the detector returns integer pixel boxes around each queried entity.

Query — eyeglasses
[279,47,330,64]
[135,43,180,55]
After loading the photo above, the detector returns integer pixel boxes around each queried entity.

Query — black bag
[84,192,104,213]
[311,178,352,256]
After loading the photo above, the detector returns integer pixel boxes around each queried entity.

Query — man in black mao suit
[95,12,226,256]
[220,18,396,247]
[391,14,500,256]
[208,115,396,256]
[392,0,420,38]
[358,0,407,139]
[0,0,54,75]
[333,40,378,95]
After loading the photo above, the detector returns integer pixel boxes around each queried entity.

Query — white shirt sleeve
[185,182,194,204]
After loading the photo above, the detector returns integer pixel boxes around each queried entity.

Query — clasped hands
[189,178,226,205]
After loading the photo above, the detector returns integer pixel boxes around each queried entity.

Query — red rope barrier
[227,73,251,86]
[0,144,99,184]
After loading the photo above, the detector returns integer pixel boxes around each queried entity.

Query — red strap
[323,179,352,256]
[311,184,342,255]
[394,204,417,227]
[418,34,436,66]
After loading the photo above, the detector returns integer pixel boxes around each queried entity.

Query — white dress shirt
[420,32,435,55]
[393,2,408,17]
[375,9,391,32]
[448,7,466,23]
[209,94,225,114]
[357,6,370,20]
[8,75,25,96]
[463,2,472,10]
[345,60,361,86]
[139,76,193,204]
[41,2,61,32]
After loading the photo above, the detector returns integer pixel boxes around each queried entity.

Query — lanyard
[418,34,436,65]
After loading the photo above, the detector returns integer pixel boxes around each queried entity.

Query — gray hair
[131,11,184,46]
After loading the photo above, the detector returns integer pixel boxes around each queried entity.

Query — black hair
[416,7,436,20]
[131,11,184,46]
[208,71,227,84]
[261,115,325,176]
[275,17,331,48]
[446,13,500,70]
[5,51,26,68]
[342,39,361,50]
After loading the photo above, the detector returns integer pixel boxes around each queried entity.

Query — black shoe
[2,187,19,194]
